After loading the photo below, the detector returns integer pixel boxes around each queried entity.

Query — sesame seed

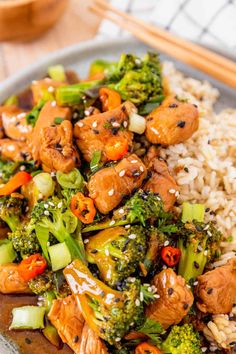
[44,210,50,216]
[201,348,207,353]
[140,292,144,302]
[197,245,203,252]
[131,160,138,164]
[84,239,89,244]
[125,224,131,229]
[92,121,97,128]
[115,338,121,342]
[107,269,111,279]
[154,294,160,299]
[50,172,56,177]
[44,204,49,209]
[108,189,114,196]
[169,188,176,194]
[48,86,54,93]
[204,224,210,230]
[51,101,57,107]
[119,170,125,177]
[162,265,167,270]
[38,193,43,199]
[123,121,128,128]
[57,202,63,208]
[77,121,84,127]
[112,122,120,128]
[164,240,169,247]
[186,284,191,289]
[109,220,115,226]
[128,277,136,283]
[135,299,140,306]
[207,230,212,237]
[128,234,136,239]
[119,209,124,214]
[48,201,54,206]
[84,110,90,116]
[105,249,110,256]
[193,281,198,286]
[20,165,26,171]
[73,112,79,119]
[25,206,29,212]
[148,286,152,292]
[175,191,180,197]
[140,166,144,172]
[204,250,208,256]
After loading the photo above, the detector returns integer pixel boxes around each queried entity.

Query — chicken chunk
[146,268,194,329]
[144,158,179,211]
[48,295,107,354]
[87,154,147,214]
[145,97,199,145]
[195,259,236,314]
[0,139,32,162]
[39,120,80,173]
[0,105,32,141]
[31,101,71,162]
[74,101,134,162]
[31,78,63,104]
[0,263,31,294]
[80,323,108,354]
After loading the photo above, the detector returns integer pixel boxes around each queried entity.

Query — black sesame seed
[91,249,98,254]
[100,291,105,297]
[122,239,130,252]
[15,121,20,126]
[61,207,67,213]
[177,120,186,128]
[108,117,116,122]
[121,105,126,112]
[168,288,174,295]
[55,143,62,150]
[210,211,215,215]
[100,328,105,334]
[195,224,202,232]
[73,335,79,343]
[205,208,210,212]
[183,303,189,310]
[25,338,32,345]
[147,117,153,121]
[193,104,198,108]
[93,129,100,135]
[194,261,199,269]
[132,170,141,177]
[207,288,213,294]
[114,298,120,303]
[169,103,178,108]
[184,167,189,173]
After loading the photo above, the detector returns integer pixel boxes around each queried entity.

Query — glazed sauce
[0,294,73,354]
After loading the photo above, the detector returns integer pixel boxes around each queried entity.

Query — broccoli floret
[86,225,147,287]
[0,196,25,231]
[31,196,85,262]
[89,59,115,78]
[0,160,20,183]
[178,221,222,282]
[64,259,145,346]
[28,270,54,294]
[107,52,164,112]
[162,324,201,354]
[9,221,41,256]
[83,190,168,233]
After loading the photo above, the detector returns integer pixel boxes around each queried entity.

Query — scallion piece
[182,202,205,223]
[10,306,46,330]
[56,168,84,189]
[0,240,16,265]
[90,150,102,173]
[48,242,72,271]
[48,65,66,82]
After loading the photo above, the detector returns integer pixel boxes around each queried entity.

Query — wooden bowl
[0,0,69,42]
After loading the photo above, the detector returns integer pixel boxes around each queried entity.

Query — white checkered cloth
[97,0,236,53]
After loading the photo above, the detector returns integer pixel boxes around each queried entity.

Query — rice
[161,61,236,236]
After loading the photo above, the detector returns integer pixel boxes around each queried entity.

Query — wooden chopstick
[94,0,236,75]
[90,2,236,88]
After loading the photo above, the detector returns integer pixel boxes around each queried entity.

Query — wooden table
[0,0,101,82]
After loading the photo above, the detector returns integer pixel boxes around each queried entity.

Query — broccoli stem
[4,215,20,232]
[82,218,128,233]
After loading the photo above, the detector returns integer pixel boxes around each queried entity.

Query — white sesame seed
[84,110,90,116]
[20,165,26,171]
[119,170,125,177]
[44,210,50,216]
[162,265,167,270]
[143,283,150,287]
[175,191,180,197]
[105,249,110,256]
[44,204,49,209]
[164,240,169,247]
[73,112,79,119]
[77,121,84,127]
[48,86,54,93]
[125,224,131,229]
[186,284,191,289]
[193,281,199,286]
[130,322,134,326]
[108,189,114,196]
[140,292,144,302]
[7,145,15,152]
[92,121,97,128]
[115,338,121,342]
[112,122,120,128]
[123,121,128,128]
[50,172,56,177]
[169,188,176,194]
[17,113,26,118]
[51,101,57,107]
[140,166,144,172]
[109,220,115,226]
[128,234,136,239]
[48,201,54,206]
[84,239,89,244]
[131,160,138,164]
[107,269,111,279]
[204,250,208,256]
[204,224,210,230]
[25,206,29,212]
[57,202,63,208]
[148,286,152,292]
[128,277,136,283]
[151,285,157,292]
[154,294,160,299]
[201,348,207,353]
[119,208,124,214]
[135,299,140,306]
[197,245,203,252]
[207,230,212,237]
[150,127,159,135]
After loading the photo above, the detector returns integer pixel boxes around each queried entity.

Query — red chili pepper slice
[135,342,163,354]
[105,136,129,161]
[18,254,47,281]
[70,192,96,224]
[161,246,181,267]
[0,171,32,196]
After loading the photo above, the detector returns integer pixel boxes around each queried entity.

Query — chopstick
[90,1,236,89]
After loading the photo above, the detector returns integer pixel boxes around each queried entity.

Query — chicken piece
[0,105,32,141]
[31,101,71,162]
[0,263,31,294]
[0,139,32,162]
[145,97,199,145]
[39,120,80,173]
[74,101,134,162]
[146,268,194,329]
[195,259,236,314]
[80,323,108,354]
[31,78,64,104]
[144,158,179,211]
[48,295,107,354]
[88,154,147,214]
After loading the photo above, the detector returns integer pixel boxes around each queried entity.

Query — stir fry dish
[0,52,235,354]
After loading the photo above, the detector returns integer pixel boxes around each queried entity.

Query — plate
[0,37,235,354]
